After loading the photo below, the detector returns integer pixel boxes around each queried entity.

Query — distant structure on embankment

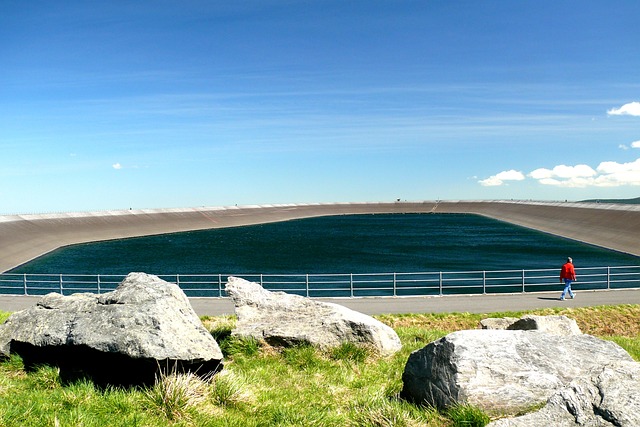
[1,200,639,273]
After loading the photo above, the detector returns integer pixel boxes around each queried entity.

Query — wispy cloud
[619,140,640,150]
[607,102,640,117]
[112,163,123,170]
[478,170,525,187]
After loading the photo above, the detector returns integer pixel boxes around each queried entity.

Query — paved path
[3,288,640,316]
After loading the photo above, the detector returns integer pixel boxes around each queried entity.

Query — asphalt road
[3,288,640,316]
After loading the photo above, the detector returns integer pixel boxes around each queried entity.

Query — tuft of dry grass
[143,369,210,421]
[200,314,236,334]
[376,312,483,332]
[554,305,640,337]
[376,305,640,338]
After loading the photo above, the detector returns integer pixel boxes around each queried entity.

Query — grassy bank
[1,305,639,427]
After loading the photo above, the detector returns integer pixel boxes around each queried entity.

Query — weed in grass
[281,344,324,371]
[143,368,209,422]
[203,314,237,342]
[258,405,336,427]
[445,403,491,427]
[60,378,96,411]
[27,365,61,390]
[209,370,253,408]
[0,353,24,372]
[348,392,440,427]
[397,327,447,350]
[220,335,261,358]
[329,342,370,363]
[100,386,144,420]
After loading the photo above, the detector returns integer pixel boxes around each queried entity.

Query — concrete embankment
[1,201,639,273]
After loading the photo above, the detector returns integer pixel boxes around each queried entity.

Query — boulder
[488,361,640,427]
[225,276,402,356]
[0,272,223,386]
[400,329,633,414]
[481,315,582,335]
[479,317,519,330]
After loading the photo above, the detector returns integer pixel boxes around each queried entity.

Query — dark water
[9,214,639,275]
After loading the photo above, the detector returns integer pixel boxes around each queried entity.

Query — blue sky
[1,1,639,214]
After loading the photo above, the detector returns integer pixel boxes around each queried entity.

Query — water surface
[10,214,639,275]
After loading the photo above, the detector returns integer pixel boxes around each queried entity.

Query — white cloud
[112,163,123,170]
[529,164,596,182]
[607,102,640,117]
[594,158,640,186]
[528,160,640,187]
[632,140,640,148]
[478,169,525,186]
[482,159,640,189]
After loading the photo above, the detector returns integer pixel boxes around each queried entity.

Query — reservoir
[9,214,640,276]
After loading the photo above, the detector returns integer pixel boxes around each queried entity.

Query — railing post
[218,274,222,297]
[23,273,27,296]
[97,275,101,294]
[522,269,526,293]
[482,270,486,294]
[607,266,611,290]
[176,274,180,288]
[59,274,63,295]
[350,273,354,298]
[439,271,443,296]
[306,274,309,298]
[393,272,397,297]
[260,274,263,287]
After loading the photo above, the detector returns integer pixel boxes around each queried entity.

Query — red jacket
[560,262,576,281]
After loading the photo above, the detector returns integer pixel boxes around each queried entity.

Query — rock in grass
[487,361,640,427]
[480,315,582,335]
[225,276,402,356]
[0,272,223,387]
[400,329,633,414]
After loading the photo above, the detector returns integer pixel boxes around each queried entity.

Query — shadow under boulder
[0,272,223,388]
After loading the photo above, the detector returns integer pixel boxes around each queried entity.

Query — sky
[1,1,639,214]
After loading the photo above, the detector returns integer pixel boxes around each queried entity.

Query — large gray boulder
[488,361,640,427]
[400,329,633,414]
[0,272,223,386]
[225,276,402,356]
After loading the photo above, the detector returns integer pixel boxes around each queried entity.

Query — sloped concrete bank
[1,201,639,273]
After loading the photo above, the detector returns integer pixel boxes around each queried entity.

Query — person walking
[559,257,576,300]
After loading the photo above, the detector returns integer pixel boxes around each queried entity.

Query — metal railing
[1,266,639,298]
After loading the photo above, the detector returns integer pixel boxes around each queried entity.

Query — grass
[1,305,639,426]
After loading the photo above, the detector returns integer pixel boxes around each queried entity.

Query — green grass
[1,305,640,426]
